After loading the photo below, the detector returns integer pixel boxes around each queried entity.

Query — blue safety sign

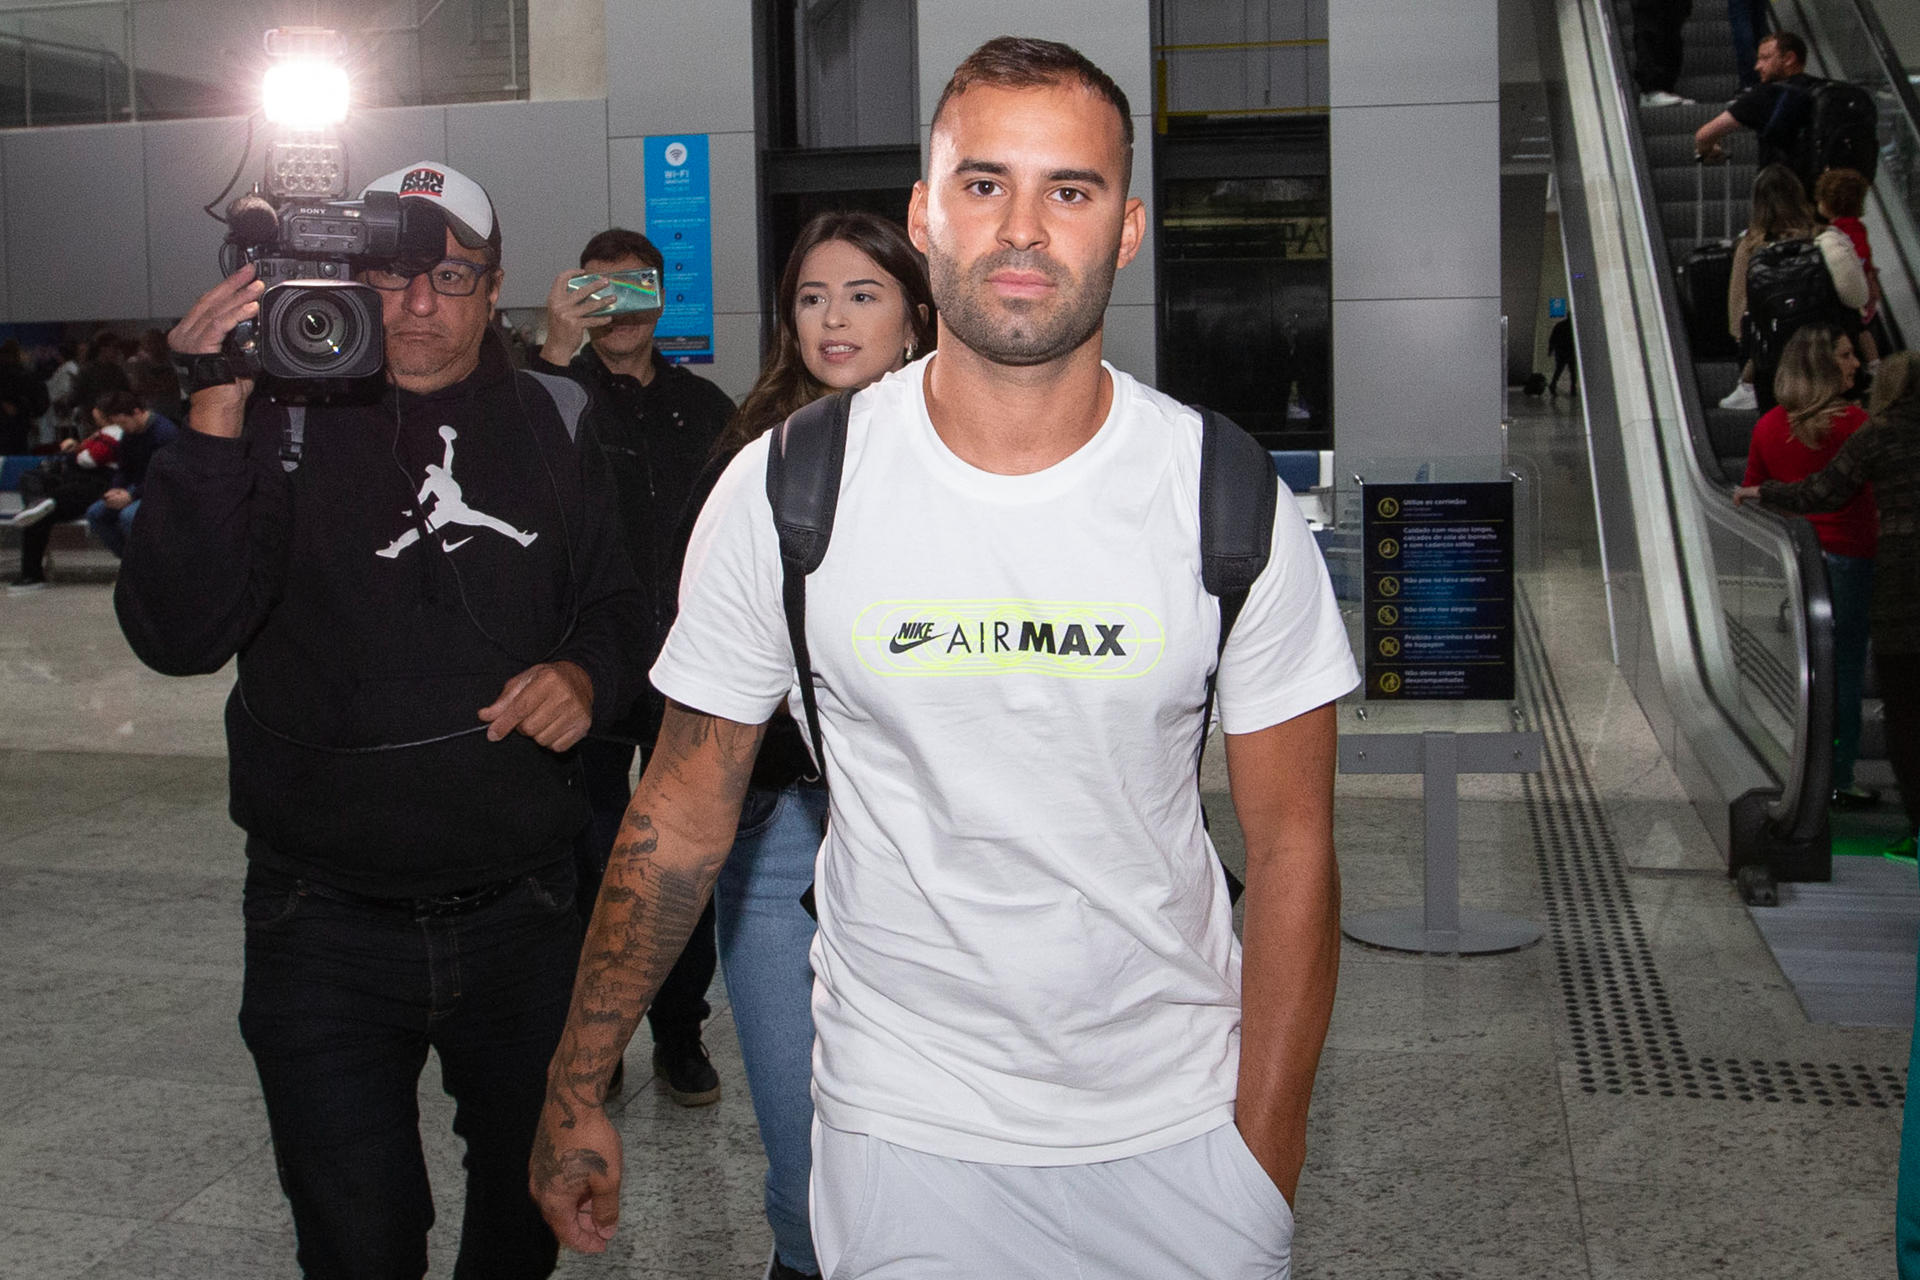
[644,134,715,364]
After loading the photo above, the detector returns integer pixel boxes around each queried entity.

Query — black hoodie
[116,338,646,896]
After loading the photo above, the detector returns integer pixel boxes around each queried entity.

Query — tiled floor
[0,394,1908,1278]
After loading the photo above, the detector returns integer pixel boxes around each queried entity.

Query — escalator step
[1707,406,1759,459]
[1650,163,1754,203]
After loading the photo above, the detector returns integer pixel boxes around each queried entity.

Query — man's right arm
[531,700,767,1252]
[1694,110,1741,158]
[114,265,285,676]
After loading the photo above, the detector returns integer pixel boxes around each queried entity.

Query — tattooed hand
[529,1088,624,1251]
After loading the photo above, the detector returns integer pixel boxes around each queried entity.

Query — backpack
[1745,236,1848,366]
[1795,80,1879,185]
[765,389,1280,906]
[1765,78,1879,187]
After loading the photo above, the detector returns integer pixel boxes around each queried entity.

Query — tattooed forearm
[545,704,768,1117]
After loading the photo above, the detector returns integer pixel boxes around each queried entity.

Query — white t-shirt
[653,358,1358,1164]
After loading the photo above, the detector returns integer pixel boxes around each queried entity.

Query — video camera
[211,28,444,396]
[219,161,442,390]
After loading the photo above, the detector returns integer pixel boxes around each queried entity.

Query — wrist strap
[171,351,237,396]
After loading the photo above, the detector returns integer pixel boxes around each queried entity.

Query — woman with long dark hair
[1741,324,1874,806]
[718,209,937,453]
[696,210,932,1280]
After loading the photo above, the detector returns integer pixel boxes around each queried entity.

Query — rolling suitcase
[1674,158,1740,360]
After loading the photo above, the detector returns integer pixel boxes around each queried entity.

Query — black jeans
[238,858,579,1280]
[1631,0,1692,93]
[575,737,716,1043]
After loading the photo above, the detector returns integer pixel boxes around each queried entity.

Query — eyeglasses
[362,259,493,297]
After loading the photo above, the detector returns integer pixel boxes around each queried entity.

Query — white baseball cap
[361,161,500,256]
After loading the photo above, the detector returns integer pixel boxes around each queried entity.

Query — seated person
[80,389,178,559]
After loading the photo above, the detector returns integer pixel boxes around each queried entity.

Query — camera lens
[266,283,380,379]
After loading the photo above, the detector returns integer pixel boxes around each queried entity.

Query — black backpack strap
[1195,406,1279,905]
[764,390,854,785]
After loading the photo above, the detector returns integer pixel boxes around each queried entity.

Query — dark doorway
[1156,120,1332,450]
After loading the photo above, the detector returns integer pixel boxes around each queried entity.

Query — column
[1329,0,1503,479]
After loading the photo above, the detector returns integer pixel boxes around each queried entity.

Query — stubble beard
[928,241,1116,368]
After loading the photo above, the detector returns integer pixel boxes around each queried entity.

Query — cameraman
[115,162,645,1280]
[532,229,735,1106]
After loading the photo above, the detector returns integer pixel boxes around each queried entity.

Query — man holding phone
[534,229,737,1107]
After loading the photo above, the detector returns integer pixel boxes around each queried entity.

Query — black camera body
[222,182,441,395]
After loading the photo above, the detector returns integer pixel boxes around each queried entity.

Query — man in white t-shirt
[532,36,1357,1279]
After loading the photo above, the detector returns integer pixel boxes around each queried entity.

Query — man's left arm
[479,395,645,752]
[1224,699,1340,1205]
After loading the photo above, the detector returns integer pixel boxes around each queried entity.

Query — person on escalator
[1731,163,1868,415]
[1735,353,1920,857]
[1631,0,1695,108]
[1813,167,1882,370]
[1694,31,1814,168]
[1739,324,1876,810]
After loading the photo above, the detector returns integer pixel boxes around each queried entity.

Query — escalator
[1536,0,1920,898]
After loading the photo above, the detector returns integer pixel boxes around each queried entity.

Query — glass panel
[1158,174,1331,448]
[0,0,531,129]
[787,0,916,149]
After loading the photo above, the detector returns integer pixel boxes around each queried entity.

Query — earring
[904,341,917,362]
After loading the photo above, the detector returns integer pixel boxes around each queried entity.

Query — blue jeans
[85,496,136,558]
[1826,553,1873,791]
[716,781,827,1276]
[237,857,579,1280]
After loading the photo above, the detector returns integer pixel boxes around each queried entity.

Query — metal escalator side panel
[1539,0,1835,868]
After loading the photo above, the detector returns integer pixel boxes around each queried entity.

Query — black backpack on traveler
[1766,78,1879,188]
[765,388,1279,908]
[1745,236,1849,366]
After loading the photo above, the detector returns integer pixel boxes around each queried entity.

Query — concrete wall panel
[1101,302,1157,385]
[1328,0,1497,107]
[447,98,611,309]
[606,0,755,138]
[608,136,646,232]
[1331,102,1501,301]
[710,309,766,401]
[6,125,148,322]
[916,2,1153,130]
[341,106,452,194]
[1332,296,1503,465]
[142,115,269,320]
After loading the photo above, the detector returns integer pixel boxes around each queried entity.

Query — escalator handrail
[1587,0,1838,841]
[1844,0,1920,140]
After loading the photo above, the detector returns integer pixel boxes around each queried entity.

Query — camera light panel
[265,140,347,200]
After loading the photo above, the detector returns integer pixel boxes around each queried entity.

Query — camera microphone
[225,192,280,247]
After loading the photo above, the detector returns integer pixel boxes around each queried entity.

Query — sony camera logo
[399,168,445,197]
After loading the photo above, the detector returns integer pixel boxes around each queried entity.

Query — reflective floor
[0,392,1908,1278]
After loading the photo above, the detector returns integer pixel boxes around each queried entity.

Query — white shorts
[811,1120,1294,1279]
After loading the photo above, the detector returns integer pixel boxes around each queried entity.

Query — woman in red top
[1744,322,1875,806]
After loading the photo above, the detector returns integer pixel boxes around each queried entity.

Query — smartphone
[567,268,662,317]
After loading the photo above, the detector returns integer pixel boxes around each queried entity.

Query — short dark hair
[1762,31,1808,65]
[580,228,664,273]
[94,388,141,417]
[932,36,1134,151]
